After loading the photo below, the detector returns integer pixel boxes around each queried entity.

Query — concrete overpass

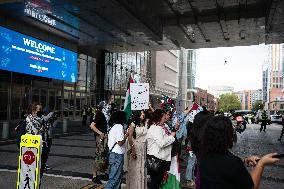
[0,0,283,52]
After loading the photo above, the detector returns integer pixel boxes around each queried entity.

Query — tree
[252,100,263,111]
[218,93,241,112]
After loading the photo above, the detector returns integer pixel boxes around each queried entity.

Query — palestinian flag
[161,155,181,189]
[123,75,134,120]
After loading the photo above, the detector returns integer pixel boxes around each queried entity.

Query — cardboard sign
[130,83,149,110]
[17,134,42,189]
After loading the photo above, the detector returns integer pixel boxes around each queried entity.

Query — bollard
[63,118,68,133]
[2,121,9,139]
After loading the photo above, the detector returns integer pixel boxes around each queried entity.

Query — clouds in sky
[195,44,269,92]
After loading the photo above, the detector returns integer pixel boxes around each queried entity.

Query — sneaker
[92,176,102,184]
[100,173,109,181]
[122,178,126,184]
[187,180,195,188]
[45,164,51,170]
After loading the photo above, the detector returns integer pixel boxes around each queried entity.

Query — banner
[130,83,149,110]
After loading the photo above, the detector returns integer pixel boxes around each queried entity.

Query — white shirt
[108,124,126,154]
[146,124,175,161]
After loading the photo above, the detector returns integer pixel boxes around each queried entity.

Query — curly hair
[189,111,213,156]
[148,109,165,126]
[202,115,235,154]
[108,111,127,126]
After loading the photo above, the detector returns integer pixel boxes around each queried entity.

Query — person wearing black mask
[26,102,48,178]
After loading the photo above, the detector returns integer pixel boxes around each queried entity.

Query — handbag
[146,155,165,172]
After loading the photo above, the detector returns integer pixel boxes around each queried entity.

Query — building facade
[104,51,151,109]
[194,87,216,111]
[208,85,234,98]
[235,89,262,110]
[264,44,284,111]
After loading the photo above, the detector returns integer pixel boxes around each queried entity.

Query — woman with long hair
[126,110,149,189]
[146,109,176,189]
[200,115,280,189]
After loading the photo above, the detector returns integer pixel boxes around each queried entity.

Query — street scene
[1,0,284,189]
[0,122,283,189]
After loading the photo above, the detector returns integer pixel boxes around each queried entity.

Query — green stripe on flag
[124,92,132,120]
[161,173,181,189]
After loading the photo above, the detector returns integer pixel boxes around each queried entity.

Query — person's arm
[250,153,279,189]
[128,123,136,151]
[243,156,260,167]
[116,124,128,146]
[89,122,104,139]
[154,127,176,148]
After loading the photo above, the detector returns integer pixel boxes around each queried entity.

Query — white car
[270,114,282,124]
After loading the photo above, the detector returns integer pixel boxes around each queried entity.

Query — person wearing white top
[105,111,128,189]
[146,109,176,189]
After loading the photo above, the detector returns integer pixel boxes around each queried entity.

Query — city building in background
[149,50,179,108]
[263,44,284,111]
[234,89,262,110]
[262,62,270,102]
[194,87,216,111]
[178,48,197,109]
[208,85,234,98]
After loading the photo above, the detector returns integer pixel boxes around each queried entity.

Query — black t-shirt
[93,112,107,134]
[200,151,253,189]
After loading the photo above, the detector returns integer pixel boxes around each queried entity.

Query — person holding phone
[200,115,280,189]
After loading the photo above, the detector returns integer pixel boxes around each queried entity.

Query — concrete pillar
[2,121,9,139]
[63,118,68,133]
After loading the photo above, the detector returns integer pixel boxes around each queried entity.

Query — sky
[195,44,269,92]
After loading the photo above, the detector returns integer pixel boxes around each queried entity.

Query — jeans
[185,152,196,181]
[105,152,124,189]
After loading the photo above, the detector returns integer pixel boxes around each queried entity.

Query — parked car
[270,114,282,124]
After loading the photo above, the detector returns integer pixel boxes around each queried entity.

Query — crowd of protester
[17,100,282,189]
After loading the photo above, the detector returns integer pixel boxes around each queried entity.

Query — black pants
[280,125,284,139]
[40,143,49,178]
[260,121,267,132]
[82,115,87,126]
[148,160,169,189]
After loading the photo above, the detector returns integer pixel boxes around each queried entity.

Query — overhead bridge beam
[163,3,264,27]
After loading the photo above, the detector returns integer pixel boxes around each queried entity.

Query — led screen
[0,26,77,82]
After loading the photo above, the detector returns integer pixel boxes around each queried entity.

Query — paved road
[0,123,283,189]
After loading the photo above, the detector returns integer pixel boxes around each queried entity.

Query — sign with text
[0,26,77,82]
[130,83,149,110]
[17,134,42,189]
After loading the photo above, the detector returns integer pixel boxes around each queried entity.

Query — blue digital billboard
[0,26,77,82]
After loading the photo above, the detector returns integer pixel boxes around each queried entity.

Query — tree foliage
[252,100,263,111]
[218,93,241,112]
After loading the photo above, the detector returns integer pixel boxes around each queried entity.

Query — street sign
[17,134,42,189]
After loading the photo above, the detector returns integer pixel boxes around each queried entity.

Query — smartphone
[272,154,284,159]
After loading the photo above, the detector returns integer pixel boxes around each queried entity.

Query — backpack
[15,120,27,148]
[262,111,268,120]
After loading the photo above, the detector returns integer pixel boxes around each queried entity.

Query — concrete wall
[152,51,178,97]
